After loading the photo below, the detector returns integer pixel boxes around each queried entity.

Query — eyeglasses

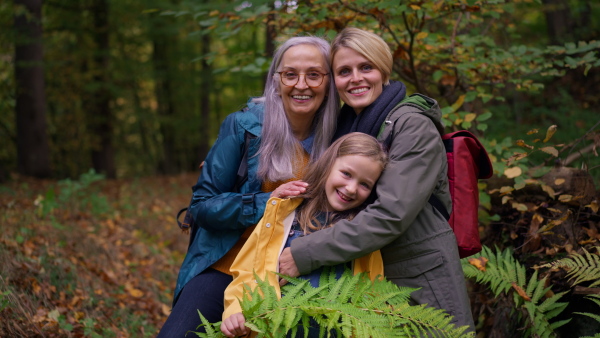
[276,71,329,88]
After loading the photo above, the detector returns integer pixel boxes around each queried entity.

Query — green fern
[192,268,473,337]
[538,246,600,288]
[538,246,600,327]
[462,246,570,337]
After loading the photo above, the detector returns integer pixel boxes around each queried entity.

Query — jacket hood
[384,93,445,135]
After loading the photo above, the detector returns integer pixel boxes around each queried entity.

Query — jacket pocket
[384,250,444,278]
[384,250,456,316]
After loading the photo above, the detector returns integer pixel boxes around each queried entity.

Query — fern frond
[190,310,225,338]
[539,246,600,288]
[240,270,473,337]
[463,245,571,338]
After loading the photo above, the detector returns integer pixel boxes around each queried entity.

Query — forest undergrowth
[0,172,195,337]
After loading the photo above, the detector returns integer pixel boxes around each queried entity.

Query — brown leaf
[504,166,522,179]
[586,200,599,213]
[540,146,559,157]
[558,194,573,202]
[468,256,489,271]
[511,282,531,301]
[128,288,144,298]
[516,140,534,149]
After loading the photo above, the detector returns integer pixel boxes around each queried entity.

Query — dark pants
[157,269,233,338]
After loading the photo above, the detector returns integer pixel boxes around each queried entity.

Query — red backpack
[383,95,493,258]
[429,131,493,258]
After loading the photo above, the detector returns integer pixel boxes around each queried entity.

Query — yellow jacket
[223,197,384,320]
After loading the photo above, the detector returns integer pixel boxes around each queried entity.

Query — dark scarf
[333,80,406,141]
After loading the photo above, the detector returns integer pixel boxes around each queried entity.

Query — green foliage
[37,169,111,217]
[193,269,472,338]
[539,246,600,288]
[462,246,570,337]
[538,247,600,327]
[0,290,10,312]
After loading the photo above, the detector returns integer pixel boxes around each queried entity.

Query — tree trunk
[88,0,115,178]
[264,6,276,87]
[14,0,51,178]
[197,32,211,165]
[153,34,177,175]
[542,0,574,44]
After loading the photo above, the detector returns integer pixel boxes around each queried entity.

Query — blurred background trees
[2,1,600,336]
[2,0,598,182]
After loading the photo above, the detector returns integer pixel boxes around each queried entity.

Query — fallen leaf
[511,282,531,301]
[468,256,489,271]
[554,178,565,185]
[541,184,556,198]
[540,146,559,157]
[504,166,522,179]
[586,200,599,213]
[128,288,144,298]
[558,195,573,202]
[161,303,171,316]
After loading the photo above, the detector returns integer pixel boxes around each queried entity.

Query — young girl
[220,132,388,337]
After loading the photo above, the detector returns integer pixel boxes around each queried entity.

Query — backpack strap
[428,192,450,221]
[380,95,451,220]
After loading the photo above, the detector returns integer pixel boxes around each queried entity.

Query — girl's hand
[270,180,308,199]
[221,312,248,337]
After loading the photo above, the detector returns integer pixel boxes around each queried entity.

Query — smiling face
[278,44,329,121]
[324,154,382,212]
[332,46,384,115]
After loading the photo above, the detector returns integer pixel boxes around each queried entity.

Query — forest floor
[0,172,196,337]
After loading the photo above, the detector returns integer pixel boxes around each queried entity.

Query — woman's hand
[270,180,308,199]
[221,312,248,337]
[278,247,300,286]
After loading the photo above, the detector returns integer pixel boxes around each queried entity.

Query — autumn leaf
[464,113,477,122]
[554,178,565,185]
[504,166,522,179]
[543,125,557,142]
[512,202,529,211]
[416,32,428,40]
[541,184,556,199]
[586,200,599,213]
[558,194,573,202]
[128,288,144,298]
[468,256,489,271]
[511,282,531,301]
[540,146,559,157]
[527,129,539,135]
[516,139,534,149]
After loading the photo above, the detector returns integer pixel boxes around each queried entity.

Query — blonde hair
[256,36,340,182]
[296,132,388,233]
[331,27,393,85]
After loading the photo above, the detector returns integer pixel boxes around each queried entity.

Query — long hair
[331,27,393,85]
[255,36,340,182]
[296,132,388,233]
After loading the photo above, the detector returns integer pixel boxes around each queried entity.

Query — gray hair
[255,36,339,182]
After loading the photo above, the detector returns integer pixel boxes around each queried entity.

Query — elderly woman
[280,27,475,332]
[158,36,339,337]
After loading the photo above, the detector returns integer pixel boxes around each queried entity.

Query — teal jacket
[173,99,269,303]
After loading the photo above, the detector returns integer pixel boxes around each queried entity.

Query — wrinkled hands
[270,180,308,199]
[221,313,248,337]
[278,247,300,286]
